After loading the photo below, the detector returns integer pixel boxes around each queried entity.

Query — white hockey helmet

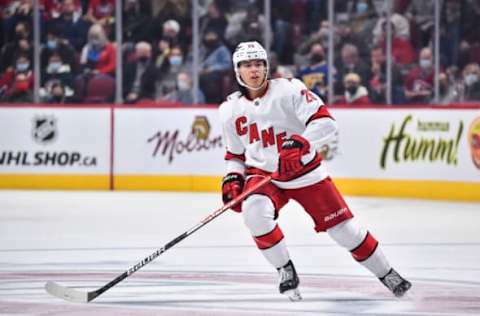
[233,41,269,90]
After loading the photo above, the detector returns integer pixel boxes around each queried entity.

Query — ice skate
[277,260,302,301]
[380,268,412,297]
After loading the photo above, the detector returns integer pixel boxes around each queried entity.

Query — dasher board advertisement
[0,107,110,174]
[325,109,480,183]
[115,108,224,175]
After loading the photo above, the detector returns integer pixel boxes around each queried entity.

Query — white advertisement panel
[115,107,480,183]
[325,109,480,182]
[115,108,224,175]
[0,107,111,174]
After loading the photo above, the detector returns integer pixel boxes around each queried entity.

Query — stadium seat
[84,74,115,103]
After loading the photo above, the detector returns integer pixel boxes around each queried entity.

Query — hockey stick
[45,175,272,303]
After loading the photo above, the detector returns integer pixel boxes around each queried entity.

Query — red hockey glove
[274,134,311,181]
[221,172,245,212]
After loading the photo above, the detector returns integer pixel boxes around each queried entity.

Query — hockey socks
[350,231,392,278]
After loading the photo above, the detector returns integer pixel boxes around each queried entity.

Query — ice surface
[1,190,479,315]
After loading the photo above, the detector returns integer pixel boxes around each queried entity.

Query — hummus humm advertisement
[326,109,480,182]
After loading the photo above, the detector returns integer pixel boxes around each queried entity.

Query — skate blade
[394,282,412,298]
[283,288,302,301]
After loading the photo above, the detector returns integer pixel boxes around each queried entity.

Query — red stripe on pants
[254,225,284,250]
[351,232,378,262]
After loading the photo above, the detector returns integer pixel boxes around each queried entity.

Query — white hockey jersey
[219,78,337,189]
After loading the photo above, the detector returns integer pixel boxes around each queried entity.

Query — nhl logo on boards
[32,115,57,145]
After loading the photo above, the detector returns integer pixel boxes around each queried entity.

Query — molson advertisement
[114,108,224,191]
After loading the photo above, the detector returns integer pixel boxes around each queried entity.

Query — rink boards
[1,105,479,201]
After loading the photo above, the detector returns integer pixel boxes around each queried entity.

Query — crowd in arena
[1,0,480,105]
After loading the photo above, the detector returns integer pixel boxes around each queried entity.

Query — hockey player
[219,41,411,301]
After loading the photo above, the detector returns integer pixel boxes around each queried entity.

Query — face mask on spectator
[177,79,190,91]
[310,53,324,64]
[48,61,62,73]
[47,40,58,50]
[346,85,359,95]
[138,56,149,64]
[356,2,369,14]
[16,62,30,72]
[203,38,218,48]
[90,39,103,49]
[419,59,432,69]
[169,56,183,66]
[16,31,28,39]
[465,74,479,86]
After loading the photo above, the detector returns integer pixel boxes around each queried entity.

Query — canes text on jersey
[235,116,287,152]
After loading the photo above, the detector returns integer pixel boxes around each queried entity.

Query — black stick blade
[45,281,90,303]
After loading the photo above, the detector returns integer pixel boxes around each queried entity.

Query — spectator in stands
[270,0,294,63]
[47,0,91,51]
[42,0,82,20]
[270,51,294,79]
[375,21,416,66]
[123,41,158,103]
[367,46,405,104]
[154,37,172,69]
[46,80,70,103]
[0,53,33,102]
[161,19,182,47]
[2,0,33,35]
[403,47,435,104]
[41,26,77,74]
[336,72,371,105]
[297,42,328,100]
[404,1,435,49]
[335,43,370,95]
[372,12,410,47]
[40,51,75,100]
[461,63,480,101]
[347,0,378,38]
[156,44,190,100]
[123,0,152,43]
[0,21,32,72]
[80,24,116,76]
[200,1,228,40]
[439,0,462,67]
[163,71,205,104]
[437,71,460,105]
[85,0,115,38]
[0,52,31,95]
[335,19,370,60]
[297,20,332,57]
[199,28,231,104]
[225,3,269,48]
